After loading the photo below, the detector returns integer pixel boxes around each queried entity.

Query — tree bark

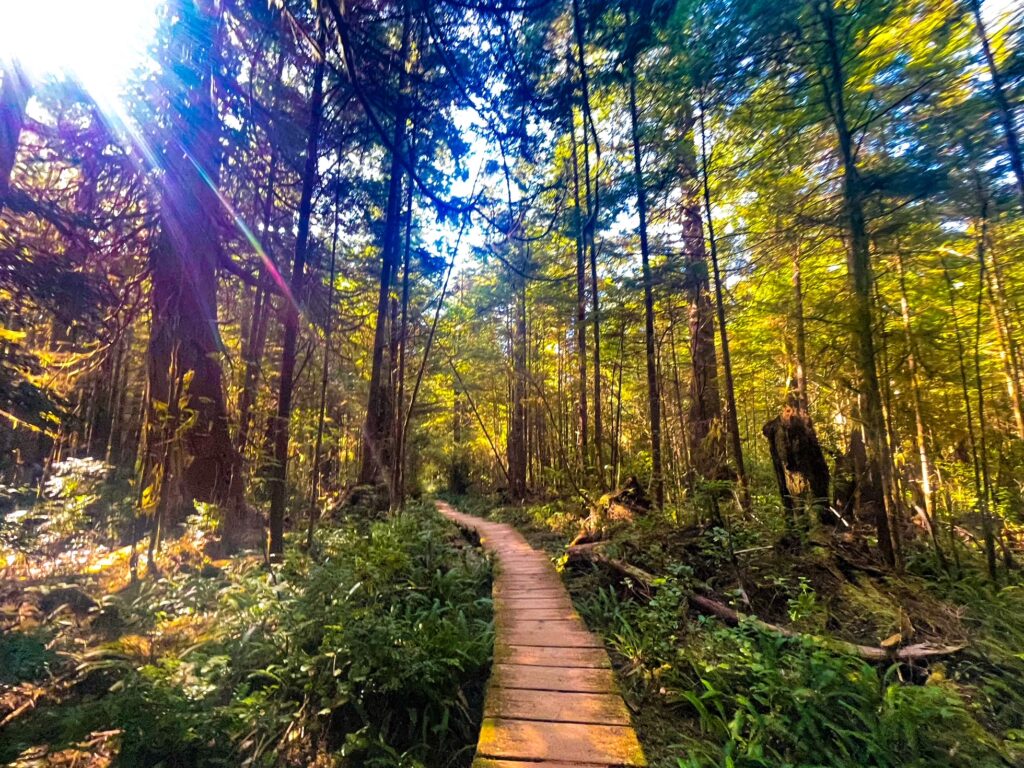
[359,2,411,487]
[682,180,722,481]
[677,102,722,482]
[236,52,284,459]
[391,167,415,509]
[611,320,626,489]
[763,408,831,529]
[508,270,529,500]
[309,193,340,546]
[942,258,991,577]
[147,0,241,531]
[668,309,693,499]
[570,0,605,487]
[234,155,276,456]
[698,100,747,508]
[569,110,589,472]
[895,246,945,566]
[790,243,810,414]
[818,0,901,568]
[983,251,1024,439]
[626,52,664,510]
[268,36,326,558]
[970,202,999,580]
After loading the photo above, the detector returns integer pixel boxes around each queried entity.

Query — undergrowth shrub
[2,506,493,768]
[577,583,1012,768]
[0,631,53,684]
[924,575,1024,758]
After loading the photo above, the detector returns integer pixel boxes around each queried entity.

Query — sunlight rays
[0,0,160,106]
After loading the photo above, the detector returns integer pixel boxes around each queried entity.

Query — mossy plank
[477,718,646,766]
[484,689,632,725]
[491,663,619,693]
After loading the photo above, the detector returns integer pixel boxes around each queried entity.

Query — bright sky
[0,0,161,107]
[0,0,1017,105]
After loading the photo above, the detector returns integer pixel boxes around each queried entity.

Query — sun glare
[0,0,161,105]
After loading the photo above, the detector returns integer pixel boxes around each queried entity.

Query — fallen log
[565,544,965,663]
[686,592,964,662]
[566,542,656,589]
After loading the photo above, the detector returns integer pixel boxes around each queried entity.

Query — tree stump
[569,476,650,546]
[763,407,831,528]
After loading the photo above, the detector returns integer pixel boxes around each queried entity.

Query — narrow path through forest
[436,501,646,768]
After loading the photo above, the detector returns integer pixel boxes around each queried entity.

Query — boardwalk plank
[484,689,632,725]
[477,719,645,766]
[436,501,646,768]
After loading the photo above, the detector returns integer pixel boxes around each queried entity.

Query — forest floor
[0,492,493,767]
[443,493,1024,768]
[4,481,1024,767]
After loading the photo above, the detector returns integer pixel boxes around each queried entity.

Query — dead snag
[763,406,831,529]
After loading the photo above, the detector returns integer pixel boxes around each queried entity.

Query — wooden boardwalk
[437,501,646,768]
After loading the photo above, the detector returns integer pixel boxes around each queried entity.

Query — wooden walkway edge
[437,501,646,768]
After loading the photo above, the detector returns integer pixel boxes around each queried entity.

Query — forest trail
[436,501,646,768]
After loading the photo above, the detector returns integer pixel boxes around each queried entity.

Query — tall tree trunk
[611,319,626,489]
[790,243,810,414]
[571,0,605,487]
[268,36,326,558]
[698,100,748,509]
[0,60,30,211]
[235,167,277,458]
[148,0,241,532]
[236,52,284,459]
[359,3,411,487]
[971,202,999,580]
[626,52,664,510]
[818,0,901,568]
[983,251,1024,439]
[391,167,415,509]
[681,112,722,481]
[987,246,1024,388]
[308,194,340,546]
[968,0,1024,210]
[895,246,944,565]
[681,212,721,478]
[586,146,605,488]
[508,268,528,500]
[569,112,589,472]
[106,333,132,467]
[943,258,991,577]
[875,280,903,519]
[237,285,268,452]
[669,308,694,497]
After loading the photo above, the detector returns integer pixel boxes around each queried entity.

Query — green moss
[0,631,52,684]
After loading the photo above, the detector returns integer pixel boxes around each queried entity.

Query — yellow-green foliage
[1,506,494,768]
